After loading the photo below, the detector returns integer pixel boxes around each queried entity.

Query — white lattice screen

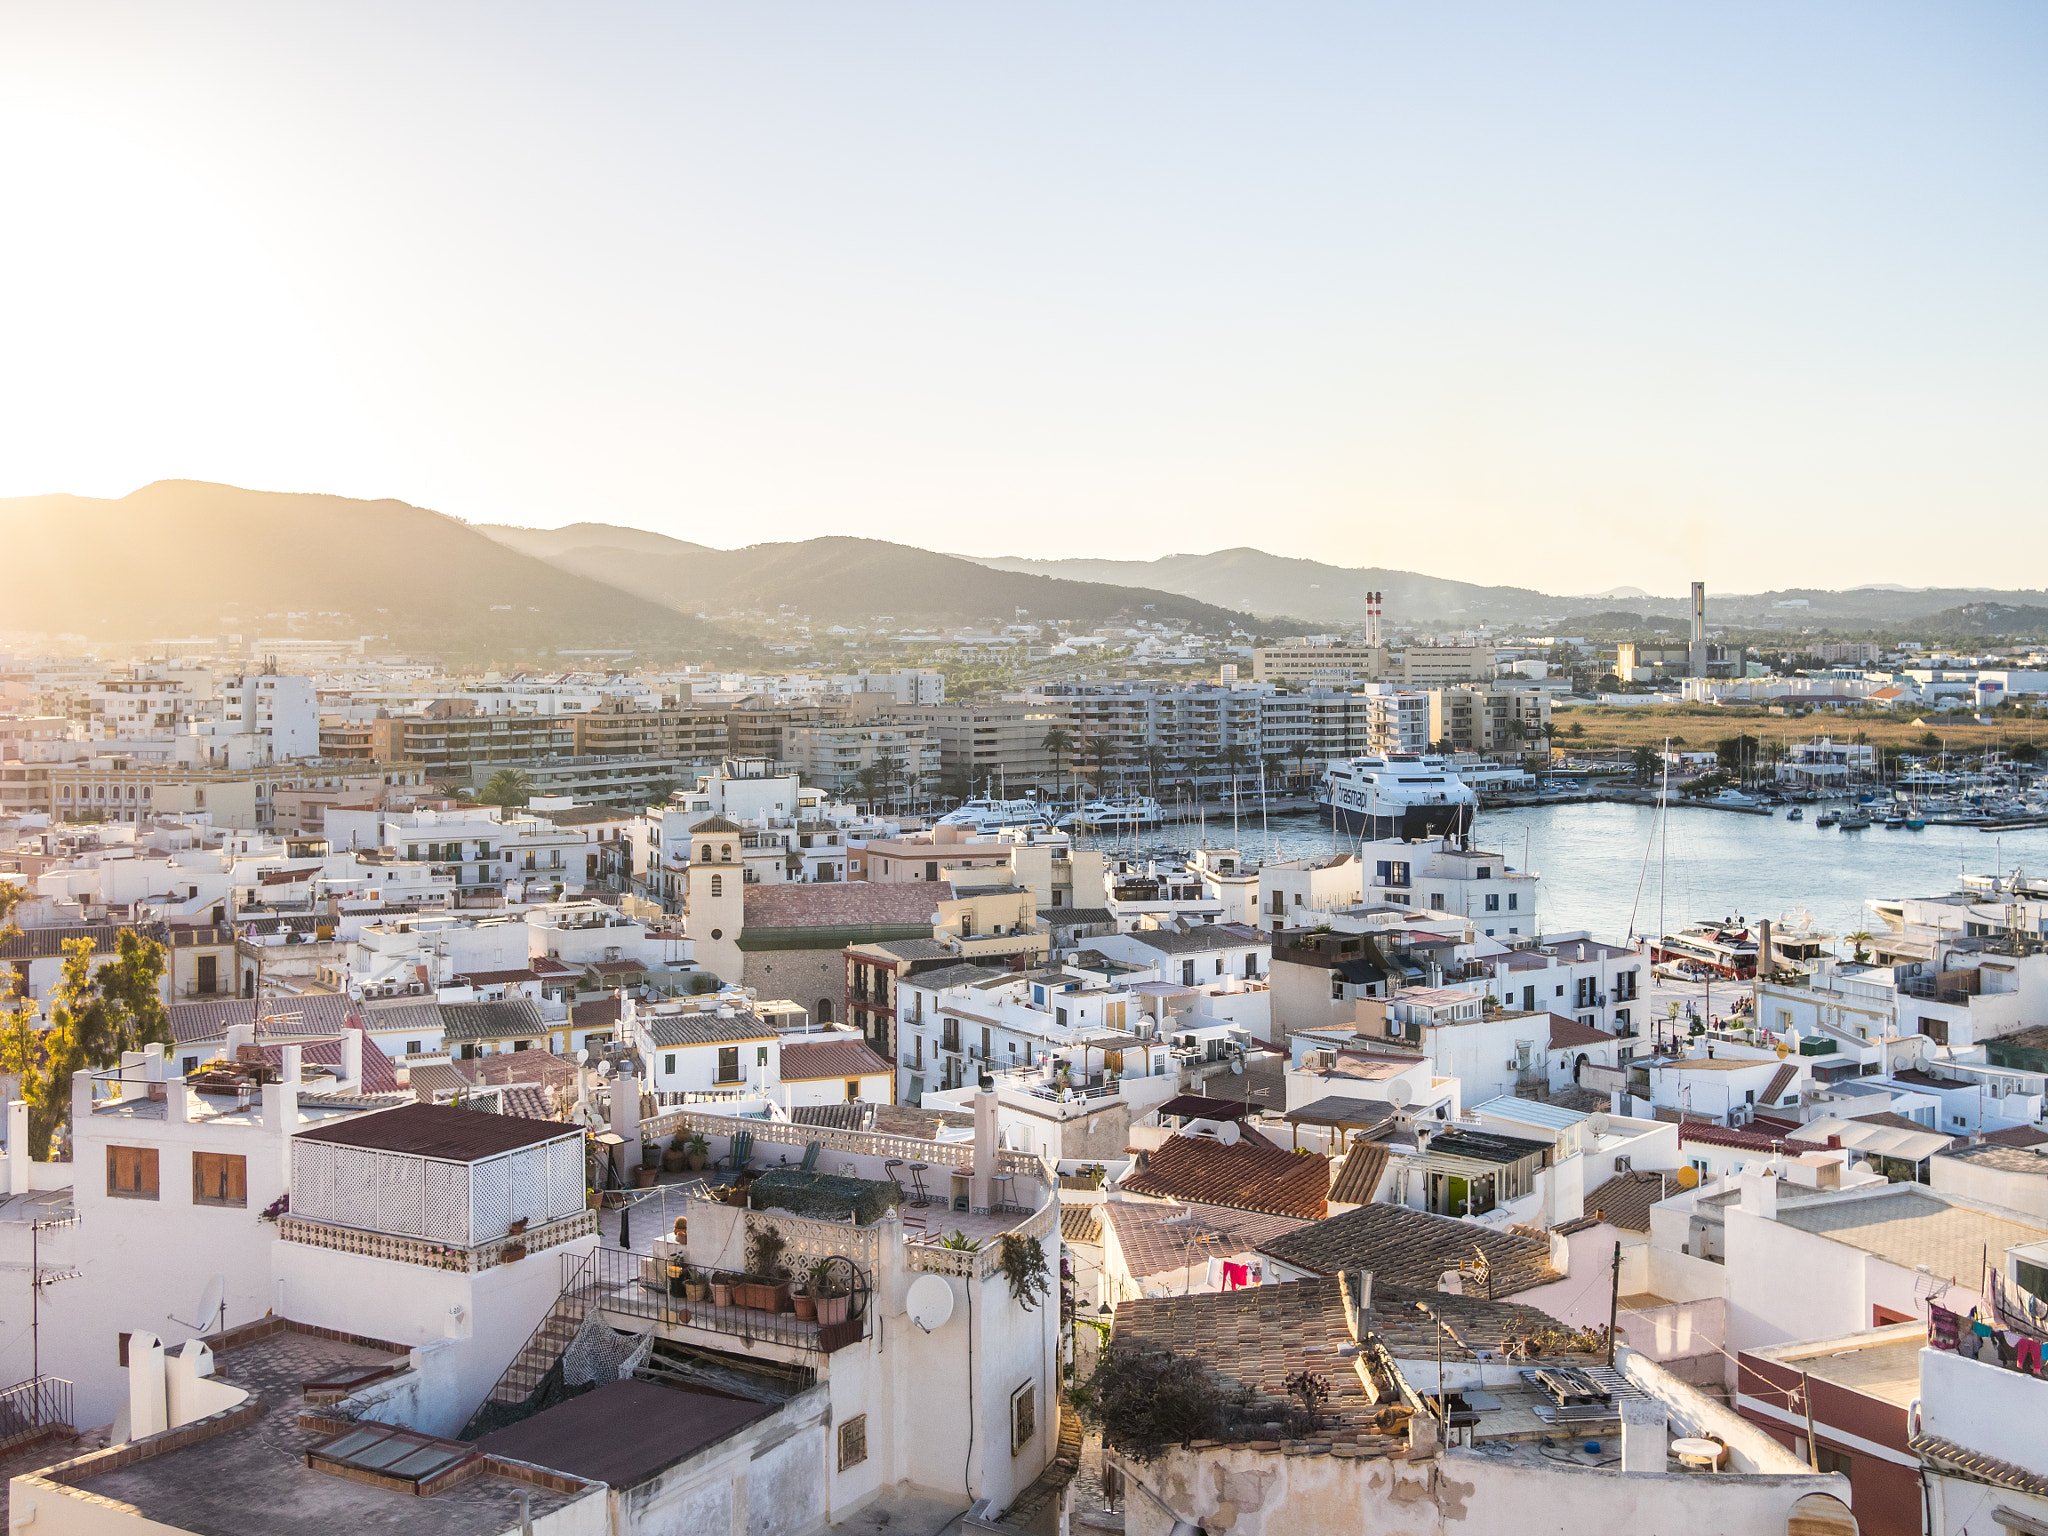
[291,1133,584,1245]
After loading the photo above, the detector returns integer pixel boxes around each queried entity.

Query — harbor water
[1091,801,2048,948]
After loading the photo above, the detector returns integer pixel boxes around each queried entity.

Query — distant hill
[1904,602,2048,638]
[0,482,740,663]
[476,528,1264,632]
[963,548,1554,626]
[959,550,2048,631]
[479,522,712,561]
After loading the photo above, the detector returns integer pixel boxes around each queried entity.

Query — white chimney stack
[971,1086,999,1213]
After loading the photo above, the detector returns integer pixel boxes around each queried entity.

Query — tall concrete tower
[1689,582,1708,678]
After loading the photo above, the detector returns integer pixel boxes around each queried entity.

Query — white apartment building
[1356,835,1542,938]
[781,724,940,799]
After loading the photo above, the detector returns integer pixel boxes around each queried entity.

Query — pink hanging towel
[1221,1261,1250,1291]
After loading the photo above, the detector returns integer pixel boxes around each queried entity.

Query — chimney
[1757,918,1772,982]
[611,1062,643,1167]
[7,1102,27,1194]
[341,1027,364,1090]
[971,1086,999,1213]
[128,1332,169,1440]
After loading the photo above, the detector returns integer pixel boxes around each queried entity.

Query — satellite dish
[1386,1081,1413,1109]
[906,1274,955,1333]
[1230,1058,1244,1076]
[1216,1121,1241,1146]
[1588,1112,1611,1136]
[1674,1165,1701,1190]
[170,1274,226,1335]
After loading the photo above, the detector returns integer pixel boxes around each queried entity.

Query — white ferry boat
[1650,922,1759,980]
[1318,754,1478,839]
[935,797,1057,835]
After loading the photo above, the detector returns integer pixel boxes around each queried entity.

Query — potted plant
[735,1223,792,1312]
[668,1260,693,1298]
[662,1135,689,1174]
[812,1258,851,1327]
[500,1240,528,1264]
[685,1269,710,1303]
[686,1132,710,1172]
[508,1216,530,1237]
[709,1271,735,1307]
[792,1277,818,1322]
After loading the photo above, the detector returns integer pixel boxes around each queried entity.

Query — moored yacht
[1062,796,1166,832]
[935,797,1057,835]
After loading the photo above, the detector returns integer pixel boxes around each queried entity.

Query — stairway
[460,1251,595,1440]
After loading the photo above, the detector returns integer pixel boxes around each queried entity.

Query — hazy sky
[3,4,2043,596]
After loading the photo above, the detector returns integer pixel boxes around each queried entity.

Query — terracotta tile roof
[569,994,623,1029]
[1256,1202,1561,1296]
[688,815,745,833]
[464,1052,577,1092]
[257,1028,402,1095]
[1367,1282,1595,1362]
[1579,1170,1672,1233]
[1677,1121,1786,1152]
[1328,1142,1392,1206]
[740,882,951,932]
[169,993,358,1044]
[1103,1199,1309,1283]
[1760,1061,1801,1105]
[1061,1206,1104,1245]
[642,1010,778,1048]
[438,997,547,1044]
[1111,1278,1379,1431]
[1976,1124,2048,1148]
[866,1102,975,1138]
[777,1038,894,1081]
[1119,1134,1328,1221]
[407,1062,466,1101]
[453,968,540,987]
[1547,1014,1617,1049]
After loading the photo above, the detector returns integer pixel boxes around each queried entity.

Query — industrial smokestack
[1691,582,1706,646]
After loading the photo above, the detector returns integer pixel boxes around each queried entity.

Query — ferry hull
[1321,799,1475,841]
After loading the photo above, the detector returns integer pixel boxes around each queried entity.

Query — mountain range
[474,524,1259,632]
[5,482,2045,660]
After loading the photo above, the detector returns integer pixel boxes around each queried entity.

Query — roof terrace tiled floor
[68,1328,594,1536]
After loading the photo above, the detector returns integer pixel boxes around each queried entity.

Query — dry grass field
[1550,703,2045,756]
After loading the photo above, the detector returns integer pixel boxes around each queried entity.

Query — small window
[718,1045,740,1082]
[846,1079,860,1101]
[710,874,722,897]
[108,1145,159,1200]
[926,862,939,881]
[406,1040,422,1056]
[1011,1382,1036,1454]
[757,1045,769,1067]
[193,1152,248,1207]
[664,1053,676,1076]
[839,1413,869,1471]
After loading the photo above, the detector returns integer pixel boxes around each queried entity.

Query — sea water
[1095,802,2048,948]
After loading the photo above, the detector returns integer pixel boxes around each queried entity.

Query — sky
[2,3,2043,596]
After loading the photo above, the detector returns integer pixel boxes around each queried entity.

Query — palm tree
[479,768,533,807]
[1630,746,1660,786]
[1040,727,1075,802]
[1847,931,1873,964]
[1220,743,1253,809]
[1262,753,1288,796]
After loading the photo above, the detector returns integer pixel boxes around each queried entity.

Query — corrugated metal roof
[297,1101,576,1161]
[1470,1095,1589,1131]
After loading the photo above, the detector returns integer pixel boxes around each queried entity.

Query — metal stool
[907,1162,932,1208]
[990,1171,1018,1212]
[884,1159,906,1197]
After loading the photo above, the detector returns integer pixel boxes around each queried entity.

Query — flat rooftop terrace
[58,1327,594,1536]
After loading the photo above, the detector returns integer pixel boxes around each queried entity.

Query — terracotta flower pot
[685,1282,709,1303]
[500,1243,528,1264]
[662,1149,688,1173]
[710,1282,733,1306]
[793,1293,817,1322]
[816,1292,850,1326]
[734,1279,791,1313]
[634,1165,660,1188]
[688,1153,707,1171]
